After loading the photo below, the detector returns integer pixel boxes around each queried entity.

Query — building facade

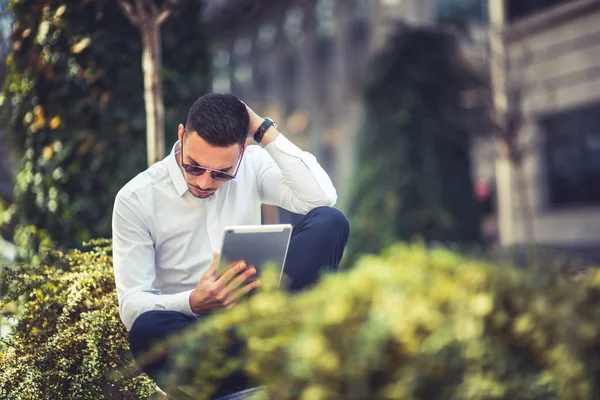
[490,0,600,248]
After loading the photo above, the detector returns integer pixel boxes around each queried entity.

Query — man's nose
[196,171,214,188]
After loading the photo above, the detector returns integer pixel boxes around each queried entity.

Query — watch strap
[253,117,276,144]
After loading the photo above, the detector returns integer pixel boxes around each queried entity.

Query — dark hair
[185,93,249,146]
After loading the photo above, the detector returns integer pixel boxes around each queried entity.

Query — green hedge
[0,240,155,399]
[161,244,600,399]
[2,241,600,399]
[1,0,211,261]
[344,25,483,267]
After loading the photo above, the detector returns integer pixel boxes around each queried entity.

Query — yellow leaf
[32,105,46,130]
[471,293,494,317]
[300,385,328,400]
[71,37,91,54]
[55,5,67,18]
[49,116,61,130]
[42,145,54,160]
[33,104,45,117]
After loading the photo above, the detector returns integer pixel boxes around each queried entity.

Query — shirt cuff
[263,133,305,158]
[164,289,197,318]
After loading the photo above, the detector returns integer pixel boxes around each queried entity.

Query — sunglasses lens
[183,166,205,176]
[212,172,233,182]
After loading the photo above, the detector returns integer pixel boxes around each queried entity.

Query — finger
[207,252,219,274]
[214,260,247,290]
[200,252,219,283]
[222,266,256,297]
[226,279,261,305]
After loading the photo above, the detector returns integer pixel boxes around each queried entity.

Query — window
[436,0,488,26]
[542,100,600,206]
[231,37,253,95]
[315,0,335,37]
[257,23,277,50]
[212,49,231,93]
[507,0,574,22]
[283,7,304,42]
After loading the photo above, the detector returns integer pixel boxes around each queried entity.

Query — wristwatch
[253,117,277,145]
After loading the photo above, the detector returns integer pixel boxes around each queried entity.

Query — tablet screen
[217,224,292,283]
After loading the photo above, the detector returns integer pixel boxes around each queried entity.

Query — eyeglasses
[180,142,244,182]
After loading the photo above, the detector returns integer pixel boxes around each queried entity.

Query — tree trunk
[140,22,165,166]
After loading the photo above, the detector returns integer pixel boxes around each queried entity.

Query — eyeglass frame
[179,131,245,182]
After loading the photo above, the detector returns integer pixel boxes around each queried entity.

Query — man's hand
[243,101,264,138]
[189,253,261,314]
[242,101,279,145]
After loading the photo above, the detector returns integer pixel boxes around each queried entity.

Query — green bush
[2,241,599,399]
[160,243,600,400]
[0,239,156,399]
[345,25,483,266]
[1,0,211,261]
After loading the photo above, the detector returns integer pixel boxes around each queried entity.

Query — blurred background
[0,0,599,267]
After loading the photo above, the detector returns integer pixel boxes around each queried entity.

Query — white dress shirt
[112,134,337,330]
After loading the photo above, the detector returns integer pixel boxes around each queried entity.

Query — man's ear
[177,124,184,143]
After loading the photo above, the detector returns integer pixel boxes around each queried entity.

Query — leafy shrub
[344,25,484,267]
[162,243,600,399]
[3,240,599,399]
[1,0,211,260]
[0,239,156,399]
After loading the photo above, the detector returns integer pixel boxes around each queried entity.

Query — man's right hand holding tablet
[189,252,261,314]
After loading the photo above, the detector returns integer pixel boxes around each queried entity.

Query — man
[111,93,349,394]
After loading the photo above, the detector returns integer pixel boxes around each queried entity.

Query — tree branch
[156,9,172,25]
[157,0,179,26]
[149,0,160,19]
[117,0,140,27]
[133,0,149,20]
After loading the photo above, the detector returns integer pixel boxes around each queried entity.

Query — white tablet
[217,224,293,283]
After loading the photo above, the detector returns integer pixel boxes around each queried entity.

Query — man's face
[177,124,244,199]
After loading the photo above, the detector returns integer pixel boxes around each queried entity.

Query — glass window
[352,0,370,21]
[284,7,304,42]
[315,0,335,37]
[233,37,252,57]
[507,0,574,22]
[212,49,231,93]
[257,23,277,50]
[542,99,600,206]
[232,37,252,91]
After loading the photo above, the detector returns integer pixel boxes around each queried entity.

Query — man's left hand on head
[242,101,263,138]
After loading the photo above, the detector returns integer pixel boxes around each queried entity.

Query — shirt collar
[166,141,189,197]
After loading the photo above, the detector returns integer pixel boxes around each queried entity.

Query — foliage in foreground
[162,243,600,399]
[0,240,155,399]
[2,240,600,399]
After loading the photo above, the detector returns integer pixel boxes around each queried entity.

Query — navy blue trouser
[128,206,350,396]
